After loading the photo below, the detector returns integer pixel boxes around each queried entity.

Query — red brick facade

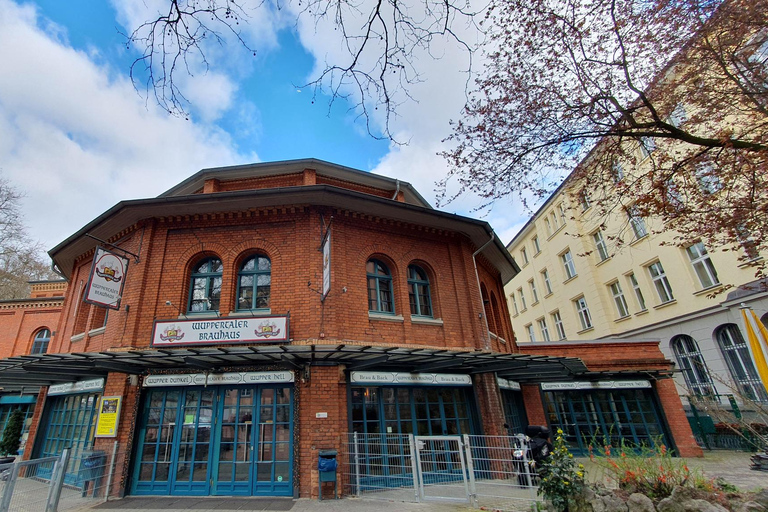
[0,160,701,500]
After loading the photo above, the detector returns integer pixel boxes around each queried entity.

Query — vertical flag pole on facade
[740,303,768,396]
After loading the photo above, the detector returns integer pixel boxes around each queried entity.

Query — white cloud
[0,0,255,250]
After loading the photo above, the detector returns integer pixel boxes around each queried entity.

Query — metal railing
[0,443,125,512]
[341,432,541,511]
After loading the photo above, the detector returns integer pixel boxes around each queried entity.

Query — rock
[682,499,727,512]
[755,490,768,510]
[627,493,656,512]
[736,502,768,512]
[601,494,628,511]
[656,497,684,512]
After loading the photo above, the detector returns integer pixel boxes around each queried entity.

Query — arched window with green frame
[237,254,271,311]
[188,257,223,313]
[367,259,394,313]
[407,264,432,317]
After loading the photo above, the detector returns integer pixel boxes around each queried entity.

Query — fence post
[45,448,71,512]
[353,432,361,498]
[463,434,477,508]
[408,434,419,502]
[0,461,19,512]
[104,441,119,502]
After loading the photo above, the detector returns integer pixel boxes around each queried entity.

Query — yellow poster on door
[95,396,122,438]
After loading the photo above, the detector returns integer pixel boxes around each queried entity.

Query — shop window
[237,254,271,311]
[32,328,51,354]
[671,335,715,396]
[407,265,432,317]
[188,257,223,313]
[715,324,768,402]
[367,259,394,313]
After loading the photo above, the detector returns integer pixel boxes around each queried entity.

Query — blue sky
[0,0,529,254]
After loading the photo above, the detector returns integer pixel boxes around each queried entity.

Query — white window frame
[558,203,567,225]
[550,211,559,231]
[561,250,577,280]
[510,293,519,316]
[538,318,551,342]
[648,261,674,303]
[521,247,529,265]
[518,288,527,311]
[639,136,656,158]
[574,296,593,331]
[627,272,647,311]
[609,281,630,318]
[552,310,566,340]
[544,217,552,236]
[686,242,720,289]
[529,279,539,304]
[593,230,609,261]
[667,103,688,128]
[541,269,553,295]
[578,189,591,211]
[532,235,541,254]
[695,162,722,194]
[627,205,648,239]
[526,324,536,343]
[611,159,625,183]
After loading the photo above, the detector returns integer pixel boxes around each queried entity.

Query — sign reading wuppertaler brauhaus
[85,247,129,310]
[151,316,289,347]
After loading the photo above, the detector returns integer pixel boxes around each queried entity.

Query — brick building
[0,159,699,499]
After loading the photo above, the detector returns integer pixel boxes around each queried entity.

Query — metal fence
[0,443,125,512]
[341,432,541,511]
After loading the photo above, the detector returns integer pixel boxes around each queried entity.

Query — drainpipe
[391,180,400,200]
[473,230,495,351]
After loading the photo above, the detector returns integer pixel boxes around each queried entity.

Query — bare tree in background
[124,0,482,139]
[0,178,58,300]
[442,0,768,274]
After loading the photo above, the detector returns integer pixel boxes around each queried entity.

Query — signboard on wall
[497,377,521,391]
[85,247,129,310]
[540,380,651,391]
[95,396,122,438]
[143,371,294,388]
[350,371,472,386]
[48,378,105,396]
[151,315,289,347]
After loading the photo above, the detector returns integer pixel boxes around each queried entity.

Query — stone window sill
[369,312,404,323]
[71,333,85,343]
[411,317,443,326]
[88,327,106,337]
[653,299,677,310]
[228,309,272,317]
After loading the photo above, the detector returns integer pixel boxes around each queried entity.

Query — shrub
[538,429,585,512]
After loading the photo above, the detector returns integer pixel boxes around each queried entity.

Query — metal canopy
[0,344,590,391]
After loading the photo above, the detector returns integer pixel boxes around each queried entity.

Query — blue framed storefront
[497,377,528,435]
[541,380,672,455]
[130,371,295,497]
[347,371,481,489]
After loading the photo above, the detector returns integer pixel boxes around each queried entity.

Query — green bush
[538,429,585,512]
[0,409,24,457]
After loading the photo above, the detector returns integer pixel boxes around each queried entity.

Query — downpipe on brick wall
[472,230,495,351]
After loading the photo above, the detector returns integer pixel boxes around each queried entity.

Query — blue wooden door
[132,385,292,496]
[131,388,215,495]
[212,386,293,496]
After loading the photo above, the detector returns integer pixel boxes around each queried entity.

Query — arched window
[237,255,271,311]
[407,265,432,317]
[671,335,714,396]
[32,329,50,354]
[481,284,496,333]
[188,257,223,313]
[367,259,394,313]
[715,324,768,402]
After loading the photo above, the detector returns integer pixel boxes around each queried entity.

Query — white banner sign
[143,371,294,388]
[497,377,521,391]
[152,316,289,347]
[540,380,651,391]
[350,371,472,386]
[85,247,129,310]
[49,378,105,396]
[321,229,331,300]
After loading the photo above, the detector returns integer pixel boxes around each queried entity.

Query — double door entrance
[131,385,293,496]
